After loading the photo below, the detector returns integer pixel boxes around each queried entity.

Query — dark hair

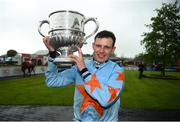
[94,30,116,47]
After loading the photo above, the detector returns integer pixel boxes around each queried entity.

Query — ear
[112,46,116,53]
[92,42,95,50]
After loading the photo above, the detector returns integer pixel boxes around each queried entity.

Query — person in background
[138,62,145,79]
[43,30,125,121]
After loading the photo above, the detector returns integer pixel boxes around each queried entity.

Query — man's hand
[69,47,85,71]
[43,36,55,51]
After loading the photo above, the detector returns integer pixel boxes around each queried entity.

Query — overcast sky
[0,0,175,58]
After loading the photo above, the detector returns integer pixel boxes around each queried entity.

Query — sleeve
[80,64,125,108]
[44,57,76,87]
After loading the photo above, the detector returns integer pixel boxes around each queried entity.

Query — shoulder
[108,60,120,67]
[108,60,123,72]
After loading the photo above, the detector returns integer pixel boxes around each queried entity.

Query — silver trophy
[38,10,99,63]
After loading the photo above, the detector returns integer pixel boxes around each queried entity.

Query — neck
[93,58,108,64]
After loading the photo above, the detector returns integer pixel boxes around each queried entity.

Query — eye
[95,44,102,48]
[104,46,111,50]
[94,44,112,50]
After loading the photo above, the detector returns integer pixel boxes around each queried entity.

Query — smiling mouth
[97,54,105,58]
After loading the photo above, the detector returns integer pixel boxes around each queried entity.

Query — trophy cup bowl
[38,10,99,63]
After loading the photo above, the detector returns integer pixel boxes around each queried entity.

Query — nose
[99,46,105,53]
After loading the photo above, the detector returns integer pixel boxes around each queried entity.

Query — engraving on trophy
[71,18,80,30]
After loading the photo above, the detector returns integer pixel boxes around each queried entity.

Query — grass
[0,75,75,105]
[121,71,180,109]
[0,71,180,109]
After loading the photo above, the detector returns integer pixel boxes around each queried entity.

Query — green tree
[7,49,17,57]
[141,0,180,76]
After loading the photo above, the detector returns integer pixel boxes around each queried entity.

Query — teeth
[98,55,104,58]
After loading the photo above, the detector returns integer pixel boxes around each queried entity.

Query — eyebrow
[94,44,112,48]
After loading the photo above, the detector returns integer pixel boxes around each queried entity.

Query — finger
[78,38,84,48]
[67,46,73,55]
[69,55,78,60]
[43,37,55,51]
[46,37,51,45]
[76,46,83,57]
[43,37,47,44]
[69,55,78,63]
[43,36,50,45]
[69,55,76,60]
[43,38,49,48]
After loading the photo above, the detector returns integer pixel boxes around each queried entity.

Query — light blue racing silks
[45,57,125,121]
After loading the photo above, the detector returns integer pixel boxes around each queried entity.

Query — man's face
[92,38,116,63]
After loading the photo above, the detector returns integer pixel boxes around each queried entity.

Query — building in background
[0,50,48,66]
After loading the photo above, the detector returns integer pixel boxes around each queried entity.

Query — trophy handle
[38,20,49,37]
[84,17,99,42]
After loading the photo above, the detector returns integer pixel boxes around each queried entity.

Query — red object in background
[21,53,31,62]
[177,60,180,71]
